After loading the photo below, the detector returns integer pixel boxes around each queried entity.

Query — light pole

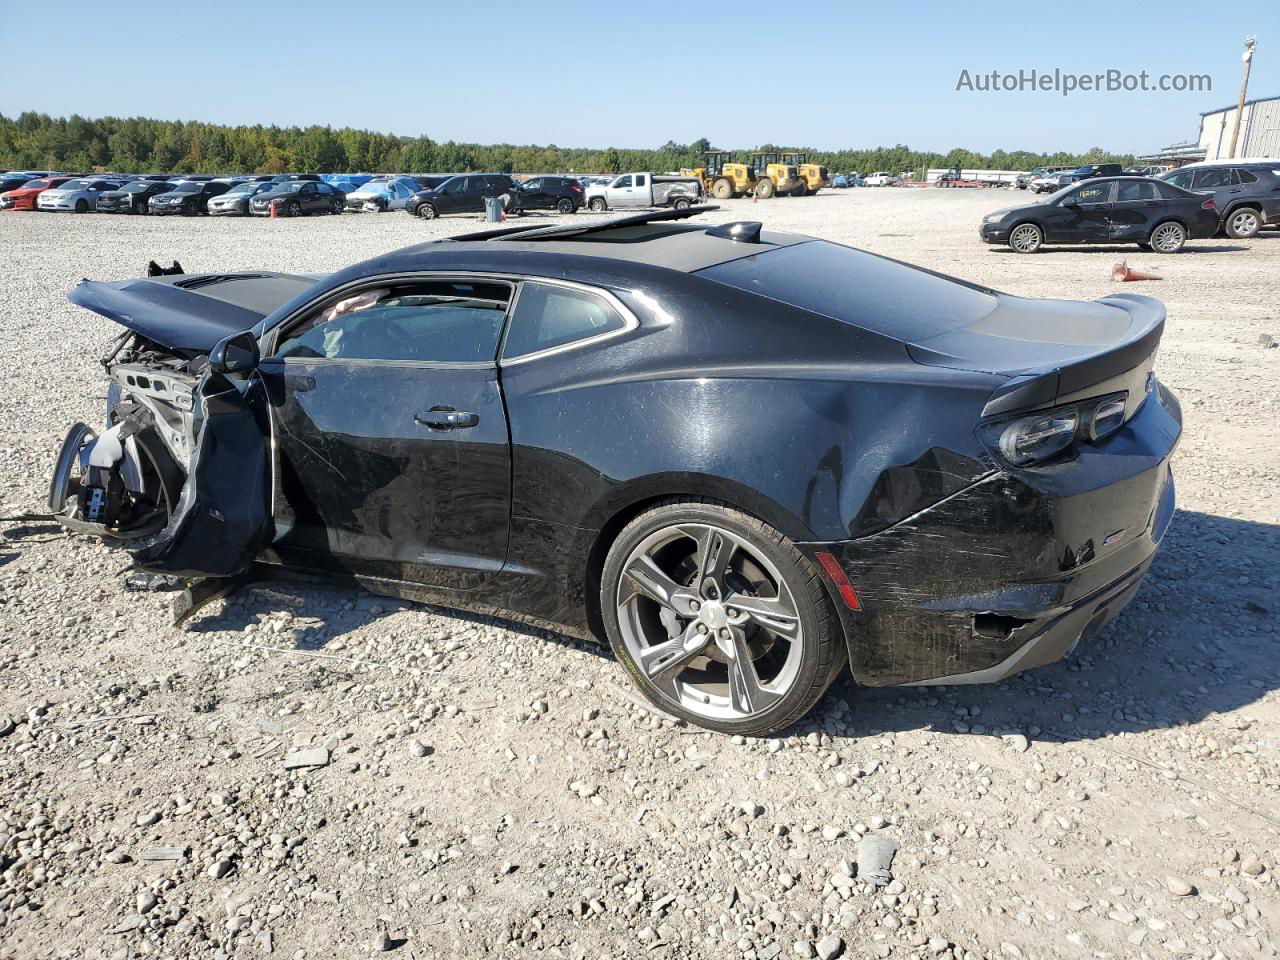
[1227,35,1257,159]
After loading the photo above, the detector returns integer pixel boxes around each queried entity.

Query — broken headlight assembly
[978,392,1128,467]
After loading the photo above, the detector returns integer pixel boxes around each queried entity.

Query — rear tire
[754,178,775,199]
[672,198,691,210]
[711,178,733,200]
[1149,220,1186,253]
[790,184,806,197]
[1008,222,1043,253]
[556,197,574,214]
[588,197,607,213]
[330,199,343,215]
[1226,207,1260,239]
[600,498,845,737]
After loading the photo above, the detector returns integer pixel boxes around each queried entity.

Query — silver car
[37,178,122,213]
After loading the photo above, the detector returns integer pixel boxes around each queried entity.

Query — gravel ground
[1,192,1278,960]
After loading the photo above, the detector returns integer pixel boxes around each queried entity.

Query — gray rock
[207,858,233,879]
[856,834,899,887]
[1165,876,1194,897]
[283,747,330,770]
[816,934,844,960]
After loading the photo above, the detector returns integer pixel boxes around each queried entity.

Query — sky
[1,0,1273,155]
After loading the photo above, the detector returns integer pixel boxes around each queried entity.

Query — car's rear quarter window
[698,240,996,340]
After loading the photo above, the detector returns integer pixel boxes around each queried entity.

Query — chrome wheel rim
[1231,211,1258,235]
[1152,223,1183,251]
[616,523,804,721]
[1010,224,1040,252]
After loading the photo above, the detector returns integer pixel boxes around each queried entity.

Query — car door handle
[414,407,479,430]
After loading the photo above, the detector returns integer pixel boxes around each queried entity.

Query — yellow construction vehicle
[748,152,803,198]
[681,151,756,200]
[780,152,830,195]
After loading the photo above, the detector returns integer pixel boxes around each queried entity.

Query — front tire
[1008,222,1043,253]
[74,199,88,214]
[287,200,301,218]
[1226,207,1260,239]
[417,203,437,219]
[754,178,775,199]
[600,499,844,737]
[588,197,607,213]
[711,178,733,200]
[1149,220,1186,253]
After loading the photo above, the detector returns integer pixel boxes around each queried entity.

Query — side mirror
[209,331,260,375]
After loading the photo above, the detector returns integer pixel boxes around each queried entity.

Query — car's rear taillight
[570,183,583,191]
[1201,198,1216,210]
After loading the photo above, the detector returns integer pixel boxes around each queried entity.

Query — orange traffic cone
[1112,261,1161,282]
[269,199,278,220]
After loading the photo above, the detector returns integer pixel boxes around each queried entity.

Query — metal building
[1198,95,1280,160]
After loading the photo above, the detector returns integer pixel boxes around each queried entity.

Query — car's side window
[1069,182,1111,204]
[1193,168,1233,189]
[1115,181,1155,202]
[1236,168,1258,184]
[503,282,628,359]
[614,175,633,188]
[636,174,647,187]
[276,281,512,364]
[523,178,541,191]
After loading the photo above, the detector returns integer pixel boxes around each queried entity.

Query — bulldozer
[681,151,757,200]
[780,152,830,195]
[748,152,804,198]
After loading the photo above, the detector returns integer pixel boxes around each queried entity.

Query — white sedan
[37,178,123,213]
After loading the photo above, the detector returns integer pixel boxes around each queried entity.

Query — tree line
[0,112,1135,177]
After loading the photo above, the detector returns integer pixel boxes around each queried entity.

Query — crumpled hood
[68,272,322,355]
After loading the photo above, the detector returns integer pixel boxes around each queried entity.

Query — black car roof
[383,207,810,274]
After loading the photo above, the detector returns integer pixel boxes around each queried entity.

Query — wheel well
[1150,217,1188,233]
[1226,202,1261,216]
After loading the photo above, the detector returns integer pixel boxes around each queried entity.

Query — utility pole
[1227,35,1257,159]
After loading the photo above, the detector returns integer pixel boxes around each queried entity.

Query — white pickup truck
[586,173,702,212]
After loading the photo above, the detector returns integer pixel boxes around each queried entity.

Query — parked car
[980,177,1218,253]
[862,172,897,187]
[148,180,232,216]
[37,178,123,213]
[96,179,177,214]
[407,174,518,219]
[1015,166,1072,190]
[409,175,449,191]
[50,207,1181,736]
[1029,170,1078,194]
[250,180,345,217]
[0,174,39,195]
[1057,163,1137,187]
[343,176,419,213]
[585,173,702,212]
[208,181,280,216]
[1159,162,1280,239]
[0,176,74,211]
[515,175,585,214]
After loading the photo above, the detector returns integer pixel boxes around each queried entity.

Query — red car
[0,176,74,211]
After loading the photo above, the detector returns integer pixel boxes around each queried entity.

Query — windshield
[169,183,201,193]
[356,180,392,193]
[58,179,91,190]
[21,178,50,190]
[224,183,258,195]
[274,182,305,193]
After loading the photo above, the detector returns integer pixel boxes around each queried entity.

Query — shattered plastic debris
[124,572,179,593]
[856,834,899,887]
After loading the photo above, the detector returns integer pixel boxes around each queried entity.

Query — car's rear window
[698,240,997,340]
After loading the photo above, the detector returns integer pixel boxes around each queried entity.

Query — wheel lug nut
[696,623,708,635]
[719,628,730,639]
[689,600,700,612]
[727,607,738,618]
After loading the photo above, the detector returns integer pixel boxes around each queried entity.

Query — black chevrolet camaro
[981,176,1219,253]
[50,209,1181,735]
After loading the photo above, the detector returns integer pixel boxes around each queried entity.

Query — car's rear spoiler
[906,293,1165,417]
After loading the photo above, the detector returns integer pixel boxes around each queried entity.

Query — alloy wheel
[1009,223,1041,253]
[1229,210,1259,238]
[615,522,804,722]
[1151,222,1185,252]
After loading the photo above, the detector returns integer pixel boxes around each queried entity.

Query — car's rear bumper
[804,380,1182,686]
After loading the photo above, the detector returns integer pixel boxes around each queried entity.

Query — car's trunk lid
[69,272,319,355]
[906,292,1165,417]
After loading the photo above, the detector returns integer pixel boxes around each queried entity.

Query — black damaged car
[96,179,176,214]
[49,208,1181,736]
[981,177,1219,253]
